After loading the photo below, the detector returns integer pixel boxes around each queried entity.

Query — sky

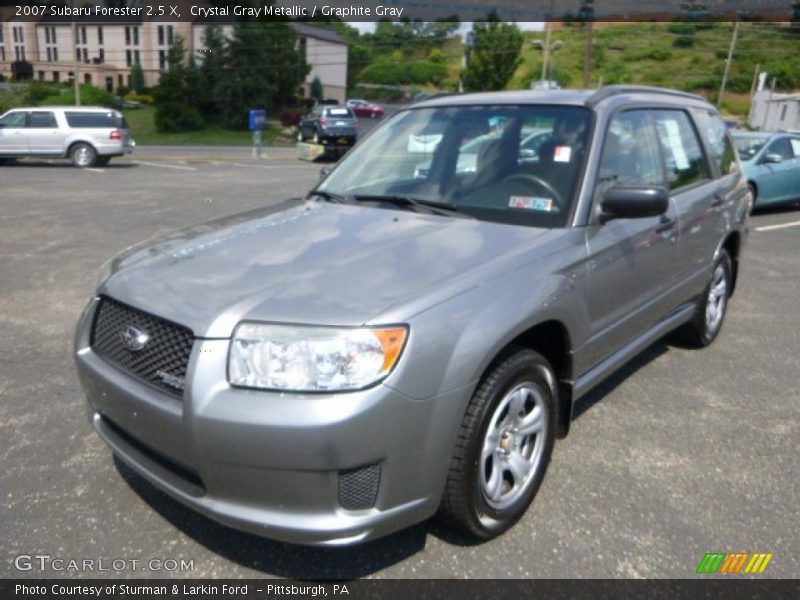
[347,22,546,35]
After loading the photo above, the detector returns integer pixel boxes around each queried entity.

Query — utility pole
[583,22,594,88]
[749,63,761,97]
[540,0,556,82]
[717,21,740,108]
[71,0,81,106]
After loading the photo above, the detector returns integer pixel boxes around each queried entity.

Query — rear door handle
[655,215,676,233]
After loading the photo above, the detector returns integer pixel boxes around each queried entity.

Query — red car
[346,99,385,119]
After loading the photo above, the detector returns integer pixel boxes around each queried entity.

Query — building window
[126,49,132,67]
[97,26,103,45]
[158,25,164,46]
[167,25,174,45]
[76,48,81,62]
[118,74,123,87]
[53,71,60,82]
[46,47,52,62]
[84,73,91,84]
[38,70,44,80]
[83,48,88,63]
[0,48,4,62]
[45,28,50,44]
[98,49,104,63]
[159,50,167,70]
[80,26,87,45]
[134,50,140,65]
[51,27,56,43]
[53,47,58,61]
[133,26,139,45]
[125,26,131,45]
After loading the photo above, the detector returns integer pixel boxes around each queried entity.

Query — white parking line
[755,220,800,232]
[84,168,105,173]
[133,160,197,171]
[230,163,312,170]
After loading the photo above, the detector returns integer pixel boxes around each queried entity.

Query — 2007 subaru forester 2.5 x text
[75,86,750,546]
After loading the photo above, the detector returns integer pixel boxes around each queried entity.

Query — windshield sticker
[509,196,555,212]
[554,146,572,162]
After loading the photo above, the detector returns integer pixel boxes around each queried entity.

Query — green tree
[310,76,324,101]
[153,35,204,132]
[462,17,524,92]
[130,63,145,94]
[215,22,309,129]
[196,25,226,121]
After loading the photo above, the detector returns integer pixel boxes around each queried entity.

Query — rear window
[65,112,121,128]
[326,108,353,118]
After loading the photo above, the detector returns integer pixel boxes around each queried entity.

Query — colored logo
[696,552,773,574]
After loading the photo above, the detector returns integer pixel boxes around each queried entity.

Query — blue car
[732,131,800,209]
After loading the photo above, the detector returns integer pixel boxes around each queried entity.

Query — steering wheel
[502,173,564,209]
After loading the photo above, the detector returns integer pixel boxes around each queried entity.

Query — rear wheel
[69,143,97,168]
[674,250,732,347]
[439,348,556,540]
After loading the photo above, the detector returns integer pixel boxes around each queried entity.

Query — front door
[582,109,679,371]
[0,111,29,154]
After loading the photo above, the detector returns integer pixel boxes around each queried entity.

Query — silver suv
[0,106,134,167]
[75,86,750,546]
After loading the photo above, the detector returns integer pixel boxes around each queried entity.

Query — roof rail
[587,85,705,106]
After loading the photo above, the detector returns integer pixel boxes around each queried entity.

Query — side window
[790,138,800,158]
[692,108,737,175]
[28,111,57,128]
[652,110,711,190]
[0,112,27,128]
[766,138,793,160]
[597,110,666,196]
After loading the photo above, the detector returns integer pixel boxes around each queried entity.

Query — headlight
[229,323,408,392]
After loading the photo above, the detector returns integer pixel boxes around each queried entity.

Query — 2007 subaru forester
[75,86,750,545]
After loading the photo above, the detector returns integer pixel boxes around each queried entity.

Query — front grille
[339,464,381,510]
[90,297,194,398]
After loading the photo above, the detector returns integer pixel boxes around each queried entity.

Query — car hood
[101,200,554,338]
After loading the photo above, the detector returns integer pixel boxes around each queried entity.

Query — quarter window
[598,110,666,195]
[652,110,711,190]
[766,138,793,161]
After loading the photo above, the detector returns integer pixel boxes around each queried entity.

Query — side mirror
[319,166,333,181]
[601,186,669,220]
[762,153,783,164]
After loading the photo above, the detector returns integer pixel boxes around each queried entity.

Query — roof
[292,23,346,45]
[412,86,712,110]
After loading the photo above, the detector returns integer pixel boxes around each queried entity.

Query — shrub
[39,84,121,109]
[123,92,154,105]
[673,35,695,48]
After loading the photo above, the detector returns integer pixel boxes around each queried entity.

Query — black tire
[439,348,557,540]
[0,158,9,166]
[748,183,757,214]
[96,157,111,166]
[69,142,97,168]
[674,250,732,348]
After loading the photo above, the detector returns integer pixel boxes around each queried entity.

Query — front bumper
[74,298,459,546]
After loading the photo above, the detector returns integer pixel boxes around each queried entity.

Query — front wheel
[439,348,556,540]
[674,250,732,347]
[69,143,97,168]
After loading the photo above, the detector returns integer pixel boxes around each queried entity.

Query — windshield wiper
[352,195,472,218]
[309,190,349,204]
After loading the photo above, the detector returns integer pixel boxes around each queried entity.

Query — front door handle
[655,215,676,233]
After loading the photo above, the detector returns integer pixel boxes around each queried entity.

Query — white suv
[0,106,135,167]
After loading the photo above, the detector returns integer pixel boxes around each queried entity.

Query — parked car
[346,99,385,119]
[76,86,749,546]
[0,106,134,167]
[297,105,357,146]
[731,131,800,209]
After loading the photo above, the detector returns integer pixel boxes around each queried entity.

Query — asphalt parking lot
[1,148,798,579]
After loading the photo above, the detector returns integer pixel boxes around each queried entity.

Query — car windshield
[733,135,769,160]
[317,105,591,228]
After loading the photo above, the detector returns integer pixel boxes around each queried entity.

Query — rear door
[758,137,797,203]
[0,111,29,154]
[652,108,722,302]
[583,109,679,368]
[24,110,62,154]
